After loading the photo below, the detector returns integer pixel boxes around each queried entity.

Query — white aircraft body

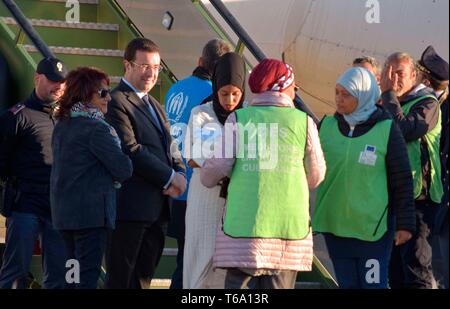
[118,0,449,116]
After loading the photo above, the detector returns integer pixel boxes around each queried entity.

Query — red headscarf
[249,59,295,94]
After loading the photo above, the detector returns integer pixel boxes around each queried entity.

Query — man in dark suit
[105,38,186,289]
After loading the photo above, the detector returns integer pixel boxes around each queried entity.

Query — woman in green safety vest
[201,59,326,289]
[312,67,416,289]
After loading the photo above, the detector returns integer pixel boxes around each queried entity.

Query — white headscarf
[336,67,380,127]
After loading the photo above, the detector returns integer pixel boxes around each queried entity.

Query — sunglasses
[97,88,110,98]
[294,84,299,92]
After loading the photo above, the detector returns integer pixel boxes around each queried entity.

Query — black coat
[0,91,55,217]
[105,81,185,223]
[50,116,132,230]
[320,106,416,233]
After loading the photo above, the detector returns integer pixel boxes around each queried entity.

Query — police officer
[0,57,69,288]
[417,46,449,289]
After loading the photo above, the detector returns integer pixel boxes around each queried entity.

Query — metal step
[40,0,98,4]
[163,248,178,256]
[20,46,159,86]
[21,45,125,82]
[22,44,123,57]
[150,279,171,288]
[2,17,118,31]
[2,0,99,23]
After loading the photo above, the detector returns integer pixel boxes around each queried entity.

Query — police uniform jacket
[0,91,55,217]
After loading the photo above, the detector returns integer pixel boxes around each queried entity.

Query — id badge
[358,145,377,166]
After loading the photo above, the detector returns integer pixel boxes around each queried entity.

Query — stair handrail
[200,0,319,123]
[109,0,177,84]
[2,0,55,59]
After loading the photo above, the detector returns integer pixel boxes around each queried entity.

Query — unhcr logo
[167,92,188,122]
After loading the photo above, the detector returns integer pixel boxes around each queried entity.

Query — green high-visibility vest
[401,95,443,203]
[313,116,392,241]
[224,106,310,240]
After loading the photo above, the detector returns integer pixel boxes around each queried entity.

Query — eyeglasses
[97,88,110,98]
[130,61,163,73]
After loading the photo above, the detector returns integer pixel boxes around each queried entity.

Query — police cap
[418,46,449,82]
[36,57,68,82]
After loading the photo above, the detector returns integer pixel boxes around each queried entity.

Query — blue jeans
[60,228,107,289]
[0,211,68,288]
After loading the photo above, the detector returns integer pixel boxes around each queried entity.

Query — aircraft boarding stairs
[0,0,337,289]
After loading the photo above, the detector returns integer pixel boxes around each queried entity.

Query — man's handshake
[163,172,187,198]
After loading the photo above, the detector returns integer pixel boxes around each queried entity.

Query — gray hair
[201,39,233,75]
[384,52,416,71]
[353,56,379,69]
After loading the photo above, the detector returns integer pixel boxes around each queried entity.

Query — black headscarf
[212,52,246,125]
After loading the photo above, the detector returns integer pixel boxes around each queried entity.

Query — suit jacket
[51,117,133,230]
[105,80,185,223]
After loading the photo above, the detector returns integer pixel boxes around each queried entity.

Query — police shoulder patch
[9,103,25,115]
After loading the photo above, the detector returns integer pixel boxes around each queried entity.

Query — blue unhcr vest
[165,75,212,200]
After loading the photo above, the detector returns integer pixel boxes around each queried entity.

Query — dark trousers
[432,212,449,289]
[169,238,184,289]
[167,200,186,289]
[332,257,390,289]
[60,228,107,289]
[105,221,165,289]
[0,211,68,289]
[224,268,297,289]
[323,221,394,289]
[389,201,440,289]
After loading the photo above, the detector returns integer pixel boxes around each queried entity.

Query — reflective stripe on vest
[313,116,391,241]
[401,95,443,203]
[225,106,310,239]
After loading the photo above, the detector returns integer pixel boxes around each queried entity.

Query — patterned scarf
[70,102,104,120]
